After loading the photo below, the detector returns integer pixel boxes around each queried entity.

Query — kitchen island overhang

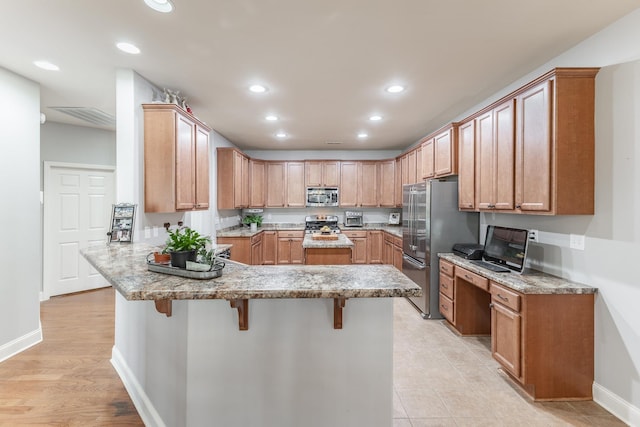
[80,243,420,427]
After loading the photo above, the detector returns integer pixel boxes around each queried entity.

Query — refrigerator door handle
[403,254,426,270]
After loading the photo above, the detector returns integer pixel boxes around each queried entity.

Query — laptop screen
[483,225,529,273]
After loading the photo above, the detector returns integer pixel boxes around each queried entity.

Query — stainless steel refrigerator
[402,180,479,318]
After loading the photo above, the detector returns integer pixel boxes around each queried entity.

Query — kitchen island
[302,233,354,265]
[82,243,420,427]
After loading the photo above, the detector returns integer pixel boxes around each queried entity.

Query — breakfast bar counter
[81,243,420,427]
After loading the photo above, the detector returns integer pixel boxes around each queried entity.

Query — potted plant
[242,214,263,232]
[165,226,211,268]
[152,248,171,264]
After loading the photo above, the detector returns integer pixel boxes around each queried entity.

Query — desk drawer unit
[455,267,488,291]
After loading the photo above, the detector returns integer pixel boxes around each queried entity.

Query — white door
[43,162,116,298]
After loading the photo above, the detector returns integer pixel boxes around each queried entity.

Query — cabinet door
[249,160,266,207]
[351,238,367,264]
[339,162,358,207]
[266,162,286,207]
[322,161,340,187]
[378,160,395,207]
[262,231,277,265]
[491,302,522,378]
[359,162,378,207]
[194,126,209,210]
[407,150,417,184]
[276,238,292,264]
[395,158,403,207]
[175,114,196,210]
[434,128,455,177]
[516,81,552,212]
[305,161,323,187]
[422,138,434,179]
[251,241,263,265]
[457,120,475,210]
[401,155,409,186]
[241,155,250,208]
[232,151,246,208]
[494,100,515,210]
[290,238,304,264]
[415,146,423,183]
[286,162,306,207]
[392,243,403,271]
[383,238,393,265]
[367,231,383,264]
[476,111,494,210]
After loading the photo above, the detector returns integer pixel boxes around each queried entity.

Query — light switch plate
[569,234,585,250]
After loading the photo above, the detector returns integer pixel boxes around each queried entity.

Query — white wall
[40,122,116,188]
[455,9,640,425]
[0,67,42,361]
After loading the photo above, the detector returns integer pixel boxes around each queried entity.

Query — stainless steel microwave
[306,187,339,207]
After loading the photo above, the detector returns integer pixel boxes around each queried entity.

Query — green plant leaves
[165,226,211,253]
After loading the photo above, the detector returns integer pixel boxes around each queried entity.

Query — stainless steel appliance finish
[306,187,339,207]
[402,180,479,318]
[304,215,341,234]
[343,211,363,227]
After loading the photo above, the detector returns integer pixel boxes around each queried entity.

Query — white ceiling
[1,1,638,151]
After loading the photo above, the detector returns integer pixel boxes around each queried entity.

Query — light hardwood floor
[0,288,627,426]
[0,288,143,426]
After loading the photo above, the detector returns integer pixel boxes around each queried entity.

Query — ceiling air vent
[49,107,116,127]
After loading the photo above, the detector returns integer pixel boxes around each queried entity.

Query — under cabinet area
[143,104,211,213]
[438,256,595,401]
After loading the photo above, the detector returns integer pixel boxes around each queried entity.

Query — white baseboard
[593,382,640,426]
[0,325,43,363]
[111,346,166,427]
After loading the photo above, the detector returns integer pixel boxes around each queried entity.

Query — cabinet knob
[516,204,521,209]
[489,303,494,309]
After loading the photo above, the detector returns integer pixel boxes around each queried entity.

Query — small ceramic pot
[153,252,171,264]
[169,250,197,269]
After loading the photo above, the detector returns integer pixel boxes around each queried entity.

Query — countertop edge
[438,253,597,295]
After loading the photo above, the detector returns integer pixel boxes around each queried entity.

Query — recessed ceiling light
[276,132,287,138]
[265,115,278,121]
[357,133,368,138]
[34,60,59,71]
[249,84,267,93]
[116,42,141,54]
[386,85,405,93]
[369,115,382,121]
[144,0,174,13]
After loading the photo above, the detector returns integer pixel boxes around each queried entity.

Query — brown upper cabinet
[457,120,476,210]
[339,161,378,207]
[476,100,515,211]
[249,159,266,207]
[459,67,599,215]
[305,161,340,187]
[378,159,396,208]
[143,104,211,213]
[217,148,249,210]
[265,161,305,208]
[421,124,457,180]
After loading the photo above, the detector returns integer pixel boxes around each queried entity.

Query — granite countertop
[302,233,354,249]
[81,243,421,301]
[438,253,597,295]
[217,223,403,238]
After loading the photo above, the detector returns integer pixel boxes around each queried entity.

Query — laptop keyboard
[470,260,511,273]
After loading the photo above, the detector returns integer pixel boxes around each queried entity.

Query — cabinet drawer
[393,236,402,247]
[278,231,304,238]
[251,232,263,244]
[490,282,521,312]
[439,273,454,299]
[439,260,455,277]
[343,230,367,238]
[439,293,454,324]
[455,267,489,291]
[384,232,394,243]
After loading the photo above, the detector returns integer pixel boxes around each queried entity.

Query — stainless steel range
[304,215,341,234]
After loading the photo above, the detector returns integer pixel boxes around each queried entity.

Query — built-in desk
[438,253,597,402]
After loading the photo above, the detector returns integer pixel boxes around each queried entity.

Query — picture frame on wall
[108,203,136,243]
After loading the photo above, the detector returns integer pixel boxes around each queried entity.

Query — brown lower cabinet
[262,230,277,265]
[439,259,594,401]
[342,230,367,264]
[276,231,304,264]
[383,232,403,271]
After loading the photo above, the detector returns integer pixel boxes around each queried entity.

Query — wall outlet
[153,226,159,237]
[570,234,585,250]
[529,229,538,242]
[144,227,151,239]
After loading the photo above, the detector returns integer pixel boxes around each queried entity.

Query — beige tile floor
[392,298,627,427]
